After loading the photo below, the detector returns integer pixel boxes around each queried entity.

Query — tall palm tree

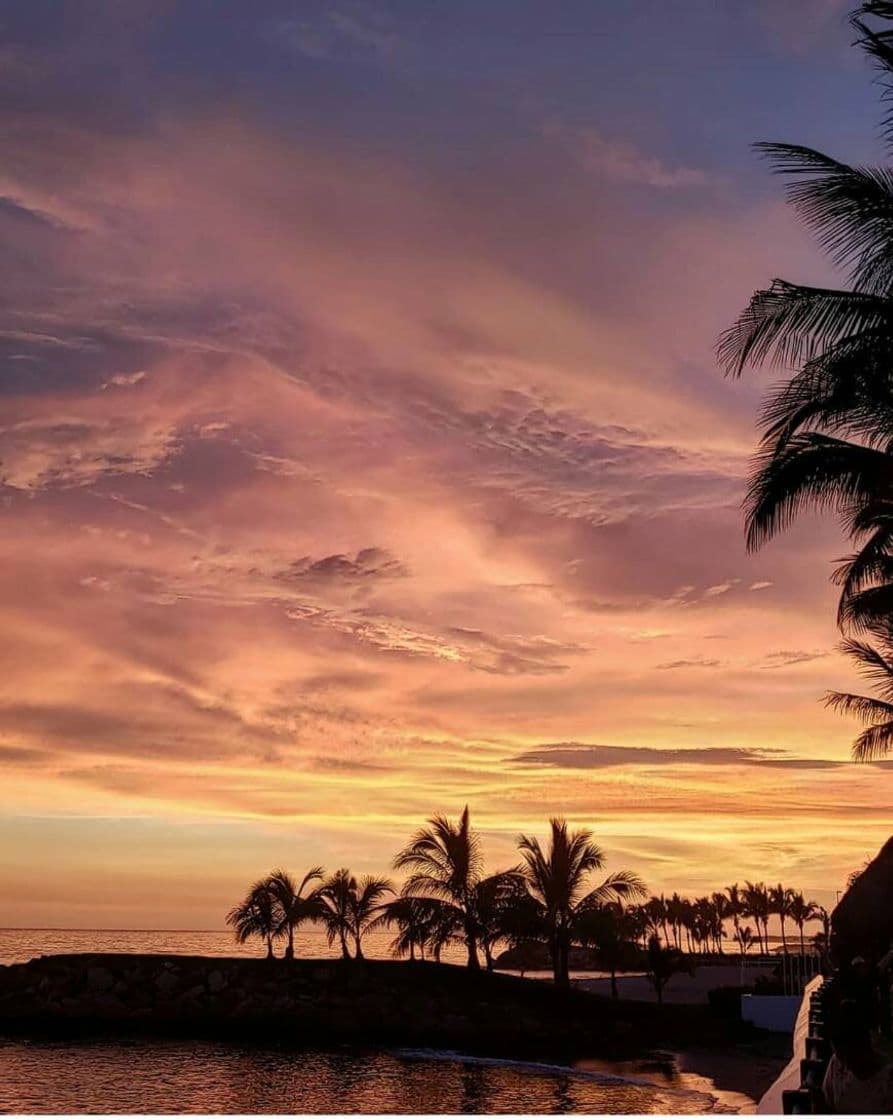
[225,877,280,959]
[743,881,771,954]
[318,869,354,959]
[517,818,646,987]
[769,884,793,955]
[711,891,730,954]
[826,633,893,758]
[394,806,484,969]
[268,867,324,960]
[719,6,893,644]
[644,895,669,947]
[788,891,820,956]
[726,883,743,951]
[349,875,394,959]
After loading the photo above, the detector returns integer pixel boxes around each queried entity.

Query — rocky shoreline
[0,953,762,1059]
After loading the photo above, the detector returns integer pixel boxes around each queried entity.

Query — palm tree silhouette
[743,881,771,954]
[318,869,355,959]
[769,884,793,954]
[225,877,281,958]
[726,883,743,950]
[268,867,324,960]
[719,6,893,641]
[788,891,820,955]
[369,896,444,961]
[394,806,485,969]
[471,870,526,971]
[826,633,893,758]
[517,818,646,987]
[350,875,394,959]
[575,901,639,999]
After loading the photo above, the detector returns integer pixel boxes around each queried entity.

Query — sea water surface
[0,930,753,1114]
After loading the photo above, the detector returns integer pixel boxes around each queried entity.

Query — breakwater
[0,953,746,1056]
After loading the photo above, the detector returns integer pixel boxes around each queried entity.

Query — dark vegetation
[228,808,827,1004]
[721,0,893,762]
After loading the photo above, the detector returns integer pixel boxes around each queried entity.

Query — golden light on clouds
[0,19,889,928]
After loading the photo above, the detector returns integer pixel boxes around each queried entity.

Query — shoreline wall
[0,952,743,1056]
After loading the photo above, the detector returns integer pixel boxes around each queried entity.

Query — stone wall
[0,953,629,1053]
[0,952,749,1056]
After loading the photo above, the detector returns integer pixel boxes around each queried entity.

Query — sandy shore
[675,1038,791,1112]
[574,1036,790,1114]
[574,962,775,1004]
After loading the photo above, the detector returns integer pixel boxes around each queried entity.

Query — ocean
[0,930,754,1114]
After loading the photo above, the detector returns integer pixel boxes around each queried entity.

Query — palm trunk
[339,931,351,959]
[799,925,805,956]
[465,916,481,970]
[548,933,561,985]
[610,966,618,1000]
[483,942,494,971]
[780,916,788,955]
[266,935,274,959]
[559,940,570,987]
[285,925,295,960]
[354,933,364,960]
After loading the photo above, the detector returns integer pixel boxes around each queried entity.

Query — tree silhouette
[719,4,893,727]
[826,633,893,758]
[394,806,485,969]
[268,867,324,960]
[517,818,646,987]
[225,877,280,958]
[319,869,355,959]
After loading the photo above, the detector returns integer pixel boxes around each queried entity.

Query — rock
[207,970,226,993]
[154,969,180,997]
[86,966,114,991]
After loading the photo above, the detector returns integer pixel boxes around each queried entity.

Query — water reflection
[0,1038,728,1114]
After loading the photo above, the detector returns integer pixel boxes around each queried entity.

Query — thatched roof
[832,835,893,968]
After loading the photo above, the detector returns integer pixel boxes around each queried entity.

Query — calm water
[0,927,464,966]
[0,931,753,1113]
[0,1039,750,1114]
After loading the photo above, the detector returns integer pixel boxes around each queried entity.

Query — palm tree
[575,902,638,999]
[645,933,688,1005]
[826,633,893,758]
[517,818,646,987]
[710,892,730,954]
[644,895,669,947]
[350,875,394,959]
[268,867,324,960]
[738,924,756,957]
[226,877,280,958]
[726,883,743,951]
[743,881,771,954]
[719,6,893,641]
[370,896,453,961]
[470,870,527,971]
[394,806,484,969]
[318,869,354,959]
[788,891,820,955]
[769,884,793,955]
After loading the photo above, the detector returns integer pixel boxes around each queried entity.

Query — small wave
[392,1046,718,1108]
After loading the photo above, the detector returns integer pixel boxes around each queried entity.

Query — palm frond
[853,718,893,760]
[745,434,893,550]
[757,143,893,293]
[824,689,893,723]
[718,279,889,377]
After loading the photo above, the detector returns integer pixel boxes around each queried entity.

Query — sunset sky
[2,0,891,929]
